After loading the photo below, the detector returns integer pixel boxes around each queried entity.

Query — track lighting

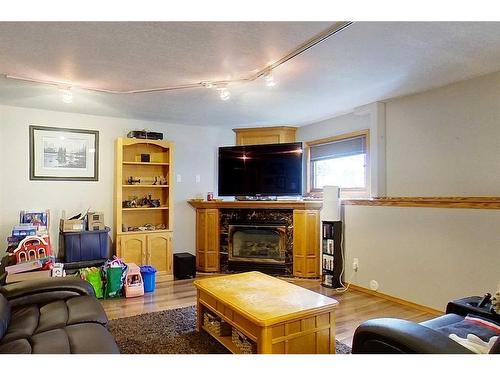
[218,87,230,101]
[201,81,214,88]
[60,87,73,104]
[264,71,276,87]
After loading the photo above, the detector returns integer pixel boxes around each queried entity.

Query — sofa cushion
[0,323,120,354]
[421,313,464,330]
[437,314,500,342]
[1,295,108,344]
[0,294,10,340]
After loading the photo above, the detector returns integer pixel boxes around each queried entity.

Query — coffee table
[193,271,339,354]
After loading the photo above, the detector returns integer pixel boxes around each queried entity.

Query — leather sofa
[352,302,499,354]
[0,277,119,354]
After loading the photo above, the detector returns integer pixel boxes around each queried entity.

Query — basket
[203,312,231,337]
[231,328,256,354]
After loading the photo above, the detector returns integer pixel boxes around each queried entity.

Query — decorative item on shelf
[127,130,164,140]
[127,176,141,185]
[135,154,151,163]
[207,192,214,201]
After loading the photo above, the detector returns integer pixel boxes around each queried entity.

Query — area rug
[108,306,351,354]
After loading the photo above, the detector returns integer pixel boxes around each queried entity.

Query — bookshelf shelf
[122,184,169,188]
[321,220,343,288]
[122,206,169,211]
[123,161,169,166]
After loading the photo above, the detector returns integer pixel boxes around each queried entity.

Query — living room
[0,1,499,372]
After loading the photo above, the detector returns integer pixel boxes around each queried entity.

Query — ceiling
[1,21,500,128]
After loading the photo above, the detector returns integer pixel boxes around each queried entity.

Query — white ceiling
[1,21,500,127]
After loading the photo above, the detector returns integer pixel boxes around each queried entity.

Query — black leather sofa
[0,277,119,354]
[352,300,499,354]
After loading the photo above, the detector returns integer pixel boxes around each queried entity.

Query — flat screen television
[218,142,303,197]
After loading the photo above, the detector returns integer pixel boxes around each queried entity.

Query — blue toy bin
[140,265,157,292]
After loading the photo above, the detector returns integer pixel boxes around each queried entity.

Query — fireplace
[229,224,286,264]
[219,209,293,275]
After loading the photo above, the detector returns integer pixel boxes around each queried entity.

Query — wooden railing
[341,197,500,209]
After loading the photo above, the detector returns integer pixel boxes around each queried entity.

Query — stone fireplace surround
[220,209,294,275]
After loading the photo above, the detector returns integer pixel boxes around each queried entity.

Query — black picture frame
[29,125,99,181]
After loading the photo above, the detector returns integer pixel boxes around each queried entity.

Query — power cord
[333,206,354,293]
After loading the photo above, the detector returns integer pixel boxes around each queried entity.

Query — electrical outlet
[195,175,201,183]
[352,258,359,272]
[176,174,182,183]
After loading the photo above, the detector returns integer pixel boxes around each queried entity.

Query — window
[307,130,369,196]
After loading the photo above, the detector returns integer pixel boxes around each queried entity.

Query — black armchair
[352,297,499,354]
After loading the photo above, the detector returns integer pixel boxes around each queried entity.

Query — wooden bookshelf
[115,138,174,282]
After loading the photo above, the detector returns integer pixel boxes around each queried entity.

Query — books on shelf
[322,257,334,271]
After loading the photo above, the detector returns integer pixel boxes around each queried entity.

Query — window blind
[310,135,366,161]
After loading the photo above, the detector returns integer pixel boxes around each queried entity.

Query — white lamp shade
[321,185,341,221]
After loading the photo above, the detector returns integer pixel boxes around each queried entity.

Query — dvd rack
[321,220,343,288]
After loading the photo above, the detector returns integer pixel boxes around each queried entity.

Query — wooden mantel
[188,199,323,210]
[188,199,322,278]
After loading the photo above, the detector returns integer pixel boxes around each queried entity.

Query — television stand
[235,196,277,201]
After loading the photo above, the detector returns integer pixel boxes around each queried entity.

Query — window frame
[305,129,370,198]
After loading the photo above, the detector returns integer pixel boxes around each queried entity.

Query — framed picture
[29,125,99,181]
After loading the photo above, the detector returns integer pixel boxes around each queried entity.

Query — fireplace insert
[228,224,286,264]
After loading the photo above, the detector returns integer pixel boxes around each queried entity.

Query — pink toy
[124,263,144,298]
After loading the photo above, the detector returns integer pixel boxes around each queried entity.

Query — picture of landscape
[43,136,87,169]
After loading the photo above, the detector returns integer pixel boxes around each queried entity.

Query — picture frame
[29,125,99,181]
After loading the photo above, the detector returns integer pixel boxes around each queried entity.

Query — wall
[297,70,500,310]
[0,104,233,257]
[385,70,500,196]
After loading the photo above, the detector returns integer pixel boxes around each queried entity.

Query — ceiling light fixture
[217,87,231,101]
[3,22,353,96]
[263,71,276,87]
[59,87,73,104]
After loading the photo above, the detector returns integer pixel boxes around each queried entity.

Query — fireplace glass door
[229,225,286,263]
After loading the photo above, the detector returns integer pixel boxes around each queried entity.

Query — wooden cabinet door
[293,210,320,278]
[147,232,173,282]
[196,209,219,272]
[119,234,147,265]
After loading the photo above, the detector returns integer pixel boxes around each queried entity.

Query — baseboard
[349,284,444,316]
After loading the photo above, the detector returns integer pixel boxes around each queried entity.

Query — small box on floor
[174,252,196,279]
[87,212,105,231]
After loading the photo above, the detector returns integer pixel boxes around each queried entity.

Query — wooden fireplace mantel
[188,199,322,278]
[187,199,323,210]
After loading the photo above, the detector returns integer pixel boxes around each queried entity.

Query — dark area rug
[108,305,351,354]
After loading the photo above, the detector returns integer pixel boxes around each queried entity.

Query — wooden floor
[100,276,438,347]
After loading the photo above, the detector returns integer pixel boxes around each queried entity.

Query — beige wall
[0,104,233,257]
[385,70,500,196]
[298,70,500,309]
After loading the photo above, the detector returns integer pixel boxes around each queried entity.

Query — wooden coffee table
[193,271,339,354]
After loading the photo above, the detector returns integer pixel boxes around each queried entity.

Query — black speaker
[174,252,196,279]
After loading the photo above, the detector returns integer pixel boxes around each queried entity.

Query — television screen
[218,142,303,196]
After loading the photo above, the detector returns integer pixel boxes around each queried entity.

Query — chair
[352,297,499,354]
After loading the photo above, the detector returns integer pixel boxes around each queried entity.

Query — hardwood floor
[100,276,438,347]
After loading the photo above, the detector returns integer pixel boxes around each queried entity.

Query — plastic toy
[11,235,52,263]
[124,263,144,298]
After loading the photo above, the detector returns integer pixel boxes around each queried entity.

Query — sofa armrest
[0,277,95,307]
[352,318,473,354]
